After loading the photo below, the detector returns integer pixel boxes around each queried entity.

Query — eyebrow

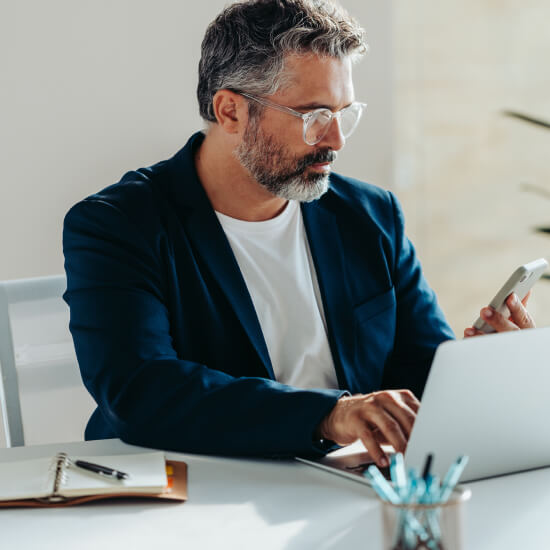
[292,101,354,112]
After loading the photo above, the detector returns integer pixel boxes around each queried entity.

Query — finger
[359,426,389,468]
[406,398,420,415]
[479,306,519,332]
[372,427,389,445]
[398,390,420,414]
[506,293,535,329]
[361,406,408,453]
[521,290,531,307]
[464,327,484,338]
[377,392,417,438]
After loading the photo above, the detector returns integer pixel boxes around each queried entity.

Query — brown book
[0,451,187,508]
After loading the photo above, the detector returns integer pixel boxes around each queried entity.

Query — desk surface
[0,439,548,549]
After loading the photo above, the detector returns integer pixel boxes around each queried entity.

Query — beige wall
[0,0,393,281]
[394,1,550,334]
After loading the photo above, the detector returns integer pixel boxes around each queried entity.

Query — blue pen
[401,491,432,546]
[440,455,469,502]
[420,474,436,504]
[424,475,442,544]
[364,465,401,504]
[390,453,408,498]
[411,476,426,504]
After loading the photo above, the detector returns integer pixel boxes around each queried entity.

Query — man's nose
[318,117,345,151]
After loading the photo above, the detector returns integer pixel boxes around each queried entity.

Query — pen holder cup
[380,486,471,550]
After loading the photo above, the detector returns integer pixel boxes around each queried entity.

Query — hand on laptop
[316,390,419,468]
[463,292,535,338]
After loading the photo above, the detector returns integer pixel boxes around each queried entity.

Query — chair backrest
[0,275,96,447]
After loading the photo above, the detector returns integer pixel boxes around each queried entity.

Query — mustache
[296,149,338,171]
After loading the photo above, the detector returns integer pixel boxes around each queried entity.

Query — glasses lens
[304,109,333,145]
[339,103,364,138]
[303,104,365,145]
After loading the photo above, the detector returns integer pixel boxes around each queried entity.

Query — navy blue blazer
[63,132,454,458]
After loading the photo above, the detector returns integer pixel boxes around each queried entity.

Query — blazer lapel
[165,134,274,378]
[301,199,354,390]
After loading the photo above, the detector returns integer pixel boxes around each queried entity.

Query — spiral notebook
[0,450,187,508]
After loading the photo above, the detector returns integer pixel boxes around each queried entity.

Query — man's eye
[314,110,333,121]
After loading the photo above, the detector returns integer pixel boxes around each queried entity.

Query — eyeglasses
[240,92,367,146]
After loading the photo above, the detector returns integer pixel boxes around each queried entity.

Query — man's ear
[212,90,248,134]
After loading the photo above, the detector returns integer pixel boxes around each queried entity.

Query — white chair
[0,275,96,447]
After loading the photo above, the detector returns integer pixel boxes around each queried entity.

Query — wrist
[315,414,331,441]
[317,394,351,441]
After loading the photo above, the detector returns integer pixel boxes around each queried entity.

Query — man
[63,0,534,467]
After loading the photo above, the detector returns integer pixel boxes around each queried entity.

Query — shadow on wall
[506,109,550,281]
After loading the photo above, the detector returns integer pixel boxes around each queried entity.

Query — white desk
[0,439,548,549]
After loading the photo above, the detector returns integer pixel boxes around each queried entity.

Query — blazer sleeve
[381,192,455,397]
[63,199,345,458]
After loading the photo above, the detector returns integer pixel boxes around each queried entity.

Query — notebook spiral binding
[39,452,70,503]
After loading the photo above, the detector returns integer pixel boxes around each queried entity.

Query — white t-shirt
[216,201,338,389]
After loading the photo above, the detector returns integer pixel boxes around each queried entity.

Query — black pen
[74,459,130,480]
[421,453,434,481]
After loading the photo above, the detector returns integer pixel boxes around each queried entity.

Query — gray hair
[197,0,368,123]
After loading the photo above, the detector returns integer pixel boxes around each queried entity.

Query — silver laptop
[298,327,550,483]
[405,326,550,481]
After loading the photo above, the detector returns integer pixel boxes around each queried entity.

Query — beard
[234,120,337,203]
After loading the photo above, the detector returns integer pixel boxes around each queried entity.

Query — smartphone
[473,257,548,333]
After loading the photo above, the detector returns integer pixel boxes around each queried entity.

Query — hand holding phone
[472,258,548,334]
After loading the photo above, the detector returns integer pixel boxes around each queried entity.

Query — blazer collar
[165,132,274,378]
